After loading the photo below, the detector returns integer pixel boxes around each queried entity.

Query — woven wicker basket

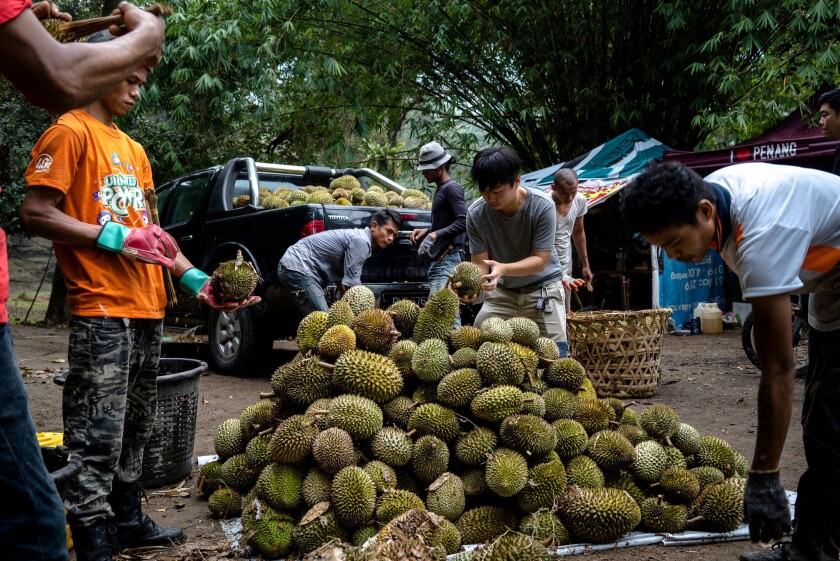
[567,308,672,398]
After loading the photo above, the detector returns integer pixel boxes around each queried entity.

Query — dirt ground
[14,323,806,561]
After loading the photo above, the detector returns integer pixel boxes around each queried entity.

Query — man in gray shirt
[278,208,402,314]
[466,147,568,355]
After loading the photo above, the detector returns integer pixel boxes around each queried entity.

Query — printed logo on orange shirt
[99,173,146,221]
[33,153,53,173]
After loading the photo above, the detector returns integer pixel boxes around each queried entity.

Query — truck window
[167,174,212,226]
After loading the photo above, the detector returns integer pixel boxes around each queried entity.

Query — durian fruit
[438,518,463,555]
[476,342,525,385]
[507,317,541,347]
[245,434,271,473]
[521,391,546,417]
[375,489,426,523]
[371,426,414,467]
[604,469,648,506]
[621,407,640,426]
[297,311,329,354]
[696,435,737,476]
[244,505,296,559]
[407,403,460,442]
[470,385,526,423]
[214,418,246,459]
[426,472,466,521]
[306,398,333,430]
[517,460,567,512]
[382,395,417,429]
[553,419,589,460]
[412,383,438,405]
[519,510,569,545]
[485,448,529,498]
[450,325,482,350]
[376,509,450,559]
[412,338,453,382]
[472,532,552,561]
[437,368,483,408]
[363,191,387,207]
[239,400,274,441]
[574,397,614,435]
[302,468,332,507]
[565,455,605,488]
[353,524,380,547]
[362,460,398,493]
[560,485,642,544]
[533,337,561,366]
[692,478,745,532]
[330,175,362,191]
[544,358,587,391]
[499,414,558,457]
[618,423,649,446]
[327,298,355,328]
[387,194,406,208]
[327,349,403,404]
[451,347,477,369]
[633,440,669,484]
[326,394,384,441]
[413,288,460,343]
[461,468,489,497]
[691,466,726,490]
[639,404,681,443]
[732,450,749,477]
[387,299,421,339]
[197,460,223,498]
[448,262,485,299]
[293,504,349,554]
[208,487,242,518]
[232,194,251,207]
[267,414,319,463]
[403,196,428,209]
[312,427,356,474]
[586,430,637,472]
[542,388,578,421]
[220,453,258,493]
[665,446,688,470]
[396,470,424,497]
[509,343,539,379]
[210,250,259,301]
[671,422,701,456]
[401,188,428,200]
[331,466,377,528]
[640,496,688,533]
[306,191,334,205]
[367,185,385,193]
[342,285,376,316]
[317,325,356,359]
[350,188,366,205]
[657,466,701,503]
[455,427,498,466]
[353,308,400,354]
[479,317,514,344]
[411,435,450,483]
[455,506,518,546]
[388,339,418,378]
[255,463,304,511]
[281,357,334,406]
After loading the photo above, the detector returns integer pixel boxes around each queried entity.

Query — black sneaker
[739,542,818,561]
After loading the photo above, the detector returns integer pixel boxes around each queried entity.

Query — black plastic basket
[54,358,206,488]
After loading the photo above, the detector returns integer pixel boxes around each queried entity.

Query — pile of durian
[199,263,749,560]
[232,175,432,210]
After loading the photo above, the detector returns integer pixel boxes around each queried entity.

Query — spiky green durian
[500,414,558,457]
[451,347,477,369]
[411,435,449,483]
[690,466,726,490]
[586,430,637,472]
[517,460,567,512]
[692,478,745,532]
[312,427,356,474]
[255,463,304,511]
[363,191,387,207]
[639,404,681,441]
[450,325,482,350]
[362,460,398,493]
[245,435,271,472]
[633,440,669,484]
[318,324,356,359]
[553,418,589,460]
[388,339,418,378]
[210,250,259,300]
[485,447,529,498]
[327,394,384,441]
[412,338,452,382]
[297,310,329,353]
[519,511,569,545]
[533,337,561,366]
[330,175,362,191]
[387,299,421,339]
[640,496,688,533]
[413,288,460,343]
[470,385,526,423]
[267,414,318,463]
[302,468,332,507]
[455,427,498,466]
[208,487,242,519]
[657,467,701,503]
[306,190,334,205]
[618,423,649,446]
[455,506,518,546]
[342,285,376,315]
[437,368,483,409]
[696,435,737,476]
[671,423,701,456]
[293,505,349,554]
[328,349,403,403]
[472,532,552,561]
[197,460,223,498]
[461,468,488,497]
[476,342,524,385]
[541,388,578,421]
[382,395,417,429]
[448,262,485,299]
[371,426,414,467]
[521,391,546,417]
[331,466,377,528]
[574,397,613,435]
[214,418,246,459]
[327,298,355,328]
[239,400,274,441]
[375,489,426,523]
[565,455,604,488]
[282,357,334,406]
[426,472,466,521]
[479,317,514,344]
[604,469,648,506]
[544,358,587,391]
[560,485,641,544]
[353,308,399,353]
[407,403,460,442]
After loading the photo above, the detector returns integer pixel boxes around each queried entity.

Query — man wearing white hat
[411,141,468,327]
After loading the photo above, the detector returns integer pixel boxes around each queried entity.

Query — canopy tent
[521,128,671,207]
[662,92,839,174]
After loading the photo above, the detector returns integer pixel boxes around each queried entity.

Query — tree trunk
[43,263,69,327]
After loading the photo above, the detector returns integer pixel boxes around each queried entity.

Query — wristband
[95,221,129,252]
[180,268,210,296]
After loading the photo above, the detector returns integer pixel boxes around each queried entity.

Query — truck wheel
[207,307,273,375]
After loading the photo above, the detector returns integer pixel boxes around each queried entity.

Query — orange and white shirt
[706,163,840,330]
[25,109,165,319]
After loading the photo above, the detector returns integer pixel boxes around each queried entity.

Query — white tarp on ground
[198,455,798,559]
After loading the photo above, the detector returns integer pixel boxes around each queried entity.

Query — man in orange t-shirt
[21,65,257,561]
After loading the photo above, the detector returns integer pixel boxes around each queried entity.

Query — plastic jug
[700,303,723,334]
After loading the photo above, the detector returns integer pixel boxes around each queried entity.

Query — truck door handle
[180,235,193,242]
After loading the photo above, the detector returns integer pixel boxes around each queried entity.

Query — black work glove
[417,234,435,259]
[744,470,791,543]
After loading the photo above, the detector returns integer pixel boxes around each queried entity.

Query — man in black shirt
[410,141,468,326]
[818,88,840,175]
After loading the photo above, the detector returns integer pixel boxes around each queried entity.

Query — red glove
[96,222,178,268]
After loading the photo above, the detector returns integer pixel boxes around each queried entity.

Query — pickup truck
[155,157,432,374]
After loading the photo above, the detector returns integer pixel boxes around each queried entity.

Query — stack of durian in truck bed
[199,262,750,560]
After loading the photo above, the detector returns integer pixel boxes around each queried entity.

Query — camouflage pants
[62,317,162,526]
